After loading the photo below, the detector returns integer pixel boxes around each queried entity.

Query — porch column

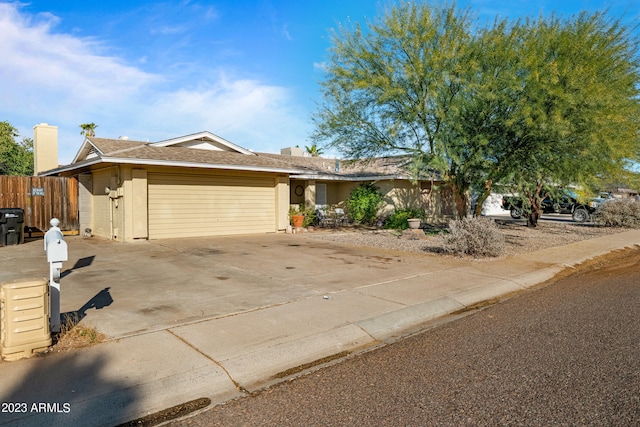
[305,180,316,210]
[276,175,290,231]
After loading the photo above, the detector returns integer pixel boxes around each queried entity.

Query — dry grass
[51,313,106,352]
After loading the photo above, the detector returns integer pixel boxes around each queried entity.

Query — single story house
[38,126,456,241]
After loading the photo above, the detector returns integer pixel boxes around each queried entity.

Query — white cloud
[153,25,187,35]
[281,23,292,41]
[313,62,327,72]
[134,72,309,152]
[0,4,158,103]
[0,3,311,164]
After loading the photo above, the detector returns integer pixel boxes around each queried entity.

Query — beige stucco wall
[81,165,456,241]
[88,167,121,239]
[120,166,148,241]
[77,174,93,235]
[81,165,291,241]
[377,180,422,215]
[291,178,455,222]
[276,175,290,231]
[289,180,357,208]
[146,166,282,240]
[421,181,456,220]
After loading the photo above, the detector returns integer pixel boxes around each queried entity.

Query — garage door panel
[148,172,276,239]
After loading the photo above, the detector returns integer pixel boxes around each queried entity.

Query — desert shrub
[345,183,384,225]
[385,208,424,230]
[443,216,505,257]
[591,199,640,228]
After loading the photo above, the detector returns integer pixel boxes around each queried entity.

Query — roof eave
[290,173,401,181]
[39,157,104,176]
[42,157,306,175]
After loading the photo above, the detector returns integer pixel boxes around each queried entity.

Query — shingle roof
[81,137,307,173]
[48,136,439,181]
[88,138,148,154]
[259,152,440,180]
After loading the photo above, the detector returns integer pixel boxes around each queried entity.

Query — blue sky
[1,1,638,164]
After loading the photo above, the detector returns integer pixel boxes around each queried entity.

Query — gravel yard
[307,215,628,258]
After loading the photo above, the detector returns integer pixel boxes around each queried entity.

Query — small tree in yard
[345,183,384,226]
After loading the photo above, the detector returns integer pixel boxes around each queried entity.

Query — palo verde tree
[493,13,640,226]
[0,121,33,176]
[313,3,640,224]
[443,19,529,217]
[312,3,475,218]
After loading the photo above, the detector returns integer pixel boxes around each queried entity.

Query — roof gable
[72,137,148,164]
[151,131,254,155]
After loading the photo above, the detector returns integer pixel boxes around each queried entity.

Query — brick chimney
[33,123,59,175]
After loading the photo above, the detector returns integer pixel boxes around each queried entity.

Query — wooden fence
[0,176,79,232]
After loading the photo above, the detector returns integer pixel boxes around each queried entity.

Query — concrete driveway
[0,233,465,338]
[3,229,639,427]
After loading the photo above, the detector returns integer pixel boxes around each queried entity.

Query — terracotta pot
[291,214,305,228]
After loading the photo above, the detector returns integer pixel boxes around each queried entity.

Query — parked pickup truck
[502,191,613,222]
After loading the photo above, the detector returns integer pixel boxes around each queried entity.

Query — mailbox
[46,238,68,260]
[44,218,67,332]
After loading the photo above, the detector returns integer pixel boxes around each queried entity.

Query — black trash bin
[0,208,25,246]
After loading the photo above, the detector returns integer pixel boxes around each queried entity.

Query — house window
[316,183,327,208]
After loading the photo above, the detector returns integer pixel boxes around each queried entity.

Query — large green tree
[312,3,640,224]
[475,13,640,226]
[0,121,33,176]
[312,3,474,218]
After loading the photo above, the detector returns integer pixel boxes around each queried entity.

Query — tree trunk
[527,193,542,228]
[451,186,469,219]
[473,179,493,217]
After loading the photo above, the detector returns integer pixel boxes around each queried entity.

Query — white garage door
[148,172,276,239]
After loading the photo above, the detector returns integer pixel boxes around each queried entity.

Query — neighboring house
[37,127,456,241]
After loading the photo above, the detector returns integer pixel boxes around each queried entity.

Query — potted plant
[289,204,316,228]
[289,205,306,228]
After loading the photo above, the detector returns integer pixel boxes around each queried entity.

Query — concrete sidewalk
[1,230,639,426]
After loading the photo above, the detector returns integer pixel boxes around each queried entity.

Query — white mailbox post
[44,218,68,333]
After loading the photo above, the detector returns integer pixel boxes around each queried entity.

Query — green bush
[345,183,384,225]
[385,208,424,230]
[443,217,505,257]
[591,199,640,228]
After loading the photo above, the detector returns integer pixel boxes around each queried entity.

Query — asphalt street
[167,246,640,427]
